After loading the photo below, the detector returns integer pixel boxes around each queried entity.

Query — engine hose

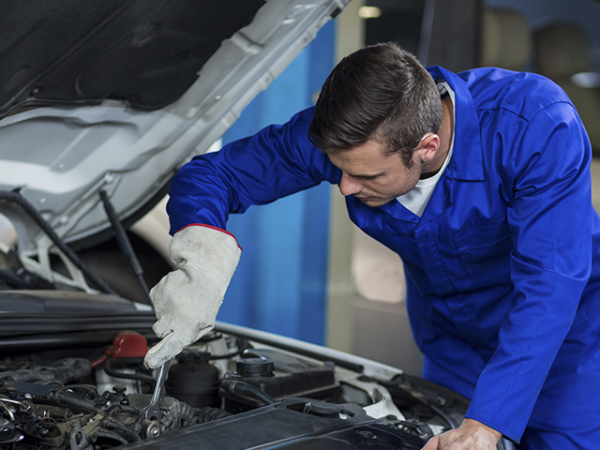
[425,402,456,430]
[104,417,141,442]
[220,379,276,406]
[103,359,156,386]
[382,378,458,430]
[0,190,117,295]
[50,358,93,384]
[53,390,96,413]
[115,404,139,415]
[96,428,129,445]
[195,407,232,423]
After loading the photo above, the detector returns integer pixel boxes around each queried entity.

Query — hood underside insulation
[0,0,265,119]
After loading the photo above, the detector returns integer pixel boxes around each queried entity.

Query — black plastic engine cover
[118,399,425,450]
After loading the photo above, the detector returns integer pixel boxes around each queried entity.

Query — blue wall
[215,21,336,345]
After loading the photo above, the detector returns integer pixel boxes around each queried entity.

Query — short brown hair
[308,43,442,167]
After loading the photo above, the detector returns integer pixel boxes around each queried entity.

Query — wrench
[142,360,170,423]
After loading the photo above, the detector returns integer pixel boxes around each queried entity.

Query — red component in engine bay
[106,330,148,363]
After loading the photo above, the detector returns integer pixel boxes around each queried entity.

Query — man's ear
[417,133,440,163]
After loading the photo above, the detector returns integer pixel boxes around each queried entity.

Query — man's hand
[421,418,502,450]
[144,225,241,369]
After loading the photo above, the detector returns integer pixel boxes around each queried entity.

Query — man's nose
[339,173,363,197]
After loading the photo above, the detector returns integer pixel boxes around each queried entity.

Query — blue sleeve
[465,101,593,441]
[166,107,341,234]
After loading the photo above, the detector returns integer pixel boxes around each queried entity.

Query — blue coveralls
[167,66,600,448]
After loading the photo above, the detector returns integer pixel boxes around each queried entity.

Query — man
[144,43,600,449]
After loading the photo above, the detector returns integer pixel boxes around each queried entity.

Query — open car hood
[0,0,346,258]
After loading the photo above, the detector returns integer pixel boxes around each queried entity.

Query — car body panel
[0,0,346,257]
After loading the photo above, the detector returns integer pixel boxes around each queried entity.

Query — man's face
[327,139,422,208]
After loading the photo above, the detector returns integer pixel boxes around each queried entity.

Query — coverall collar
[427,66,485,182]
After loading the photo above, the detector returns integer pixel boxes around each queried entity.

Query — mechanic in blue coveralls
[143,43,600,449]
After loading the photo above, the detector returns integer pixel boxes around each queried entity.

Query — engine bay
[0,326,471,450]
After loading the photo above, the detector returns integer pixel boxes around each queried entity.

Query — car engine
[0,326,481,450]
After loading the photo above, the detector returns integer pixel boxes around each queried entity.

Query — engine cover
[117,398,424,450]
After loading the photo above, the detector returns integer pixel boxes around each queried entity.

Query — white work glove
[144,225,241,369]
